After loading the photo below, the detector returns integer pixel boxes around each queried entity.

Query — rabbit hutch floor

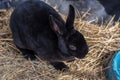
[0,9,119,80]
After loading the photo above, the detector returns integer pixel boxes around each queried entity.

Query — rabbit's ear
[66,5,75,31]
[49,15,63,36]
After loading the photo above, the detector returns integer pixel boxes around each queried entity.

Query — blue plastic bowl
[106,50,120,80]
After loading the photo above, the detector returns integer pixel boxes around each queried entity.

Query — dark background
[0,0,120,24]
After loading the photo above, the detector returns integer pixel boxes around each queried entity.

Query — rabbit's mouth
[48,55,75,62]
[60,56,75,62]
[66,57,75,62]
[59,51,75,62]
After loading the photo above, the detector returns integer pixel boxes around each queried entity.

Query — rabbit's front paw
[50,62,69,71]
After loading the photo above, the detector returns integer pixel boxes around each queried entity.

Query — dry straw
[0,9,119,80]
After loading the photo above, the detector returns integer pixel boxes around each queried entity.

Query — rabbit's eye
[69,45,77,51]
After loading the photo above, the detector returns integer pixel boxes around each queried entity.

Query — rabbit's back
[10,0,65,51]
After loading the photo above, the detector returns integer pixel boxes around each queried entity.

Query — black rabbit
[10,0,88,71]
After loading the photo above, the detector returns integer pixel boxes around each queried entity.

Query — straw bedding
[0,9,119,80]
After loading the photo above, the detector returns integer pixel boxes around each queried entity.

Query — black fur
[10,0,88,70]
